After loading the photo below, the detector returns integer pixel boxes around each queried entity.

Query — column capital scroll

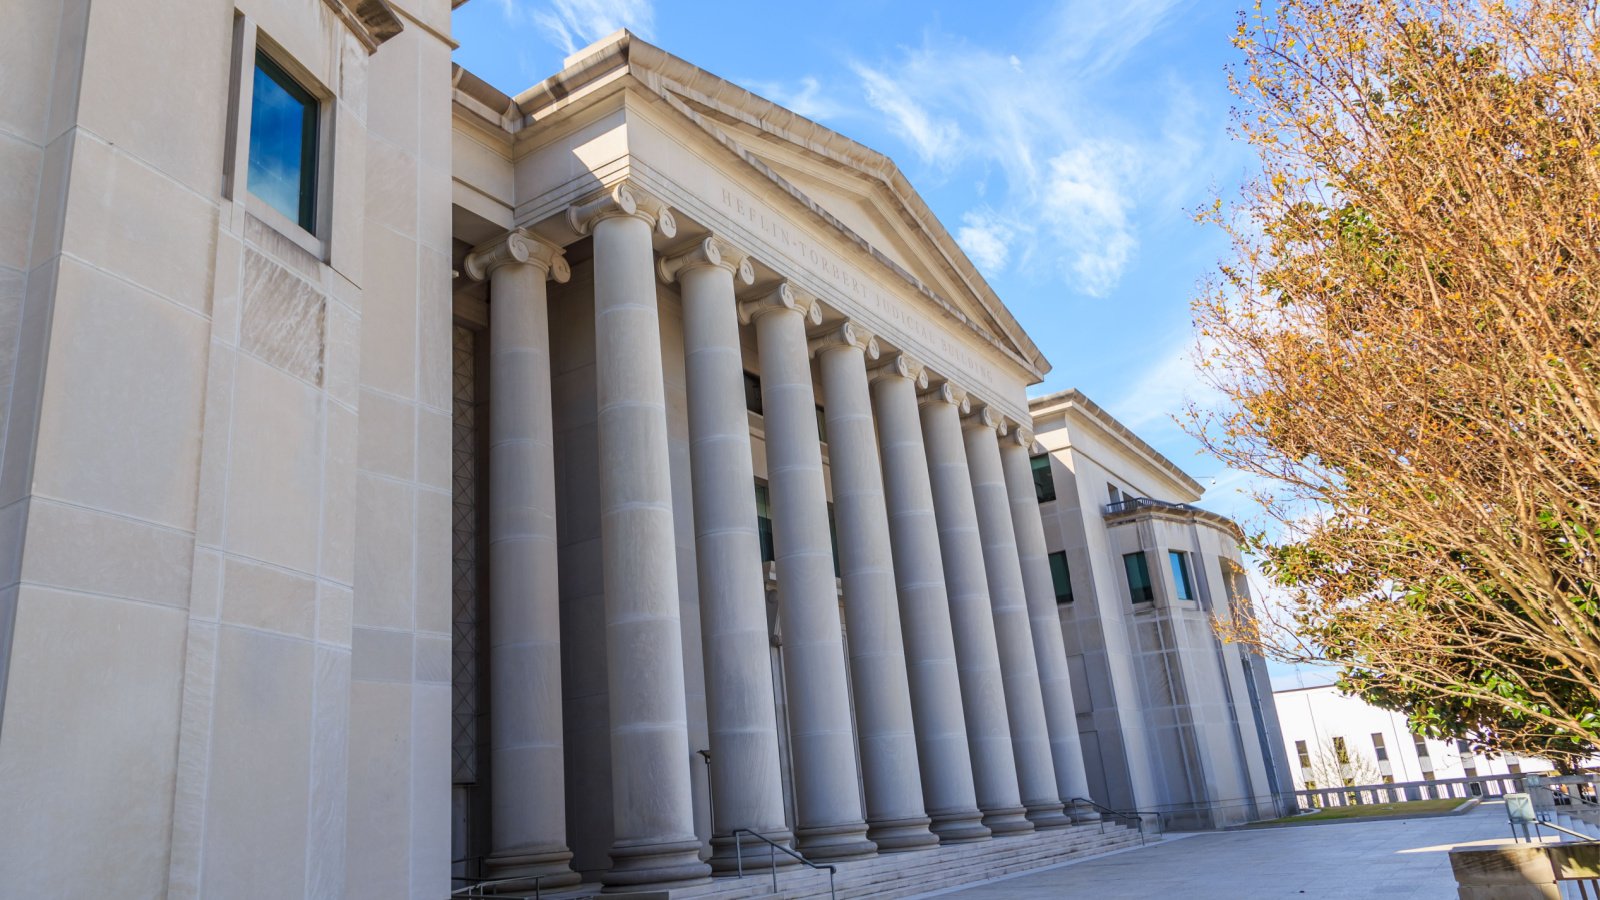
[809,321,880,360]
[738,282,823,326]
[918,382,970,414]
[962,403,1005,435]
[1007,426,1037,449]
[566,183,678,239]
[463,229,570,283]
[869,353,928,389]
[657,236,754,286]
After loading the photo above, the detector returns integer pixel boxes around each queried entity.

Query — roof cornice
[1030,388,1205,498]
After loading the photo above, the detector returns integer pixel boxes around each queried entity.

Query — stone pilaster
[570,184,709,888]
[919,383,1032,836]
[661,236,793,869]
[742,284,876,862]
[815,326,938,852]
[463,229,581,888]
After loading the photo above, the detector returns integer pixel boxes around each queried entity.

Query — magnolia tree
[1191,0,1600,762]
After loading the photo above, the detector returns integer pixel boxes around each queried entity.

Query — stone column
[463,230,581,889]
[919,384,1033,836]
[659,237,793,868]
[742,284,876,862]
[870,357,989,844]
[963,407,1071,830]
[999,431,1095,819]
[568,185,710,888]
[815,326,938,853]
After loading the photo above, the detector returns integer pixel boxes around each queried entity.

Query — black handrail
[1069,797,1162,845]
[449,873,548,899]
[732,829,836,899]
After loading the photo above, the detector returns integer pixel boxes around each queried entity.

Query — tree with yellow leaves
[1192,0,1600,762]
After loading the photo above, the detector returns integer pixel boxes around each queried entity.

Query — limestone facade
[1030,389,1295,830]
[0,5,1284,897]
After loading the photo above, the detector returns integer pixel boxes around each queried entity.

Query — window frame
[1030,454,1056,503]
[1123,551,1154,604]
[1168,550,1196,602]
[1048,550,1073,605]
[753,479,775,564]
[248,48,320,233]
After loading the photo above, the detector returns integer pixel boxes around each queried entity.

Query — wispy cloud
[736,76,852,123]
[847,0,1206,297]
[497,0,655,56]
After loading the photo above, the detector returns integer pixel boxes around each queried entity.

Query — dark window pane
[754,481,774,563]
[1123,552,1153,603]
[1030,454,1056,502]
[249,50,317,231]
[1168,551,1194,601]
[816,406,827,444]
[827,502,840,578]
[1048,551,1073,604]
[744,372,763,415]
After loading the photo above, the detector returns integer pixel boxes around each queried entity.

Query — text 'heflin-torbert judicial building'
[0,2,1292,897]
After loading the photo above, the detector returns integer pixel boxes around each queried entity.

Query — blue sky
[453,0,1331,688]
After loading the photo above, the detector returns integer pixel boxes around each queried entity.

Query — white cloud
[737,76,849,123]
[842,0,1207,294]
[501,0,654,56]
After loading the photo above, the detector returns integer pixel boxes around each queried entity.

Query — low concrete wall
[1451,843,1600,899]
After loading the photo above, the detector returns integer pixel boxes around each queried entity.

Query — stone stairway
[578,822,1152,900]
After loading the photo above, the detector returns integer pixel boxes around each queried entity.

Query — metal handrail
[450,873,548,899]
[732,829,836,900]
[1069,797,1160,845]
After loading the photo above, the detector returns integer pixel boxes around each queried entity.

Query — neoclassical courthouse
[0,1,1292,897]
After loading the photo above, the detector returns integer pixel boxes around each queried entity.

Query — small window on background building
[1123,552,1153,603]
[1168,551,1195,602]
[744,372,763,415]
[1048,551,1073,604]
[827,502,840,578]
[1372,733,1388,762]
[1412,733,1431,761]
[249,49,319,232]
[1382,775,1395,784]
[1422,771,1436,782]
[1295,740,1312,769]
[1108,483,1120,504]
[816,406,827,444]
[754,480,774,563]
[1333,736,1349,765]
[1030,454,1056,502]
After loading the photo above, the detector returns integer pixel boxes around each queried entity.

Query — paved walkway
[917,801,1522,899]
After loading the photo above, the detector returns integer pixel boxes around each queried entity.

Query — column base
[601,836,711,891]
[979,805,1035,836]
[1023,800,1074,830]
[794,821,878,861]
[928,806,992,844]
[709,828,799,874]
[1068,799,1102,822]
[866,814,940,852]
[484,846,582,891]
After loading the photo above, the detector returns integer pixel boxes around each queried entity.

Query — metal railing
[1069,797,1161,845]
[732,829,836,900]
[1292,773,1526,810]
[1103,496,1198,516]
[449,873,552,899]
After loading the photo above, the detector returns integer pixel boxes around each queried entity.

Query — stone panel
[0,132,42,271]
[21,498,194,608]
[224,354,324,573]
[242,248,326,386]
[221,556,317,638]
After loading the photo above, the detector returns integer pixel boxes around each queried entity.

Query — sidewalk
[916,800,1523,899]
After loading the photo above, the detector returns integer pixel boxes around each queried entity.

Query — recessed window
[754,480,774,563]
[1048,551,1073,604]
[1372,733,1389,762]
[1168,551,1196,602]
[816,406,828,444]
[827,501,840,578]
[1030,454,1056,503]
[1295,740,1312,769]
[249,49,318,232]
[1123,552,1153,603]
[744,372,764,416]
[1333,736,1349,765]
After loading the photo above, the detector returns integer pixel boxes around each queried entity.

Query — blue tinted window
[249,50,317,231]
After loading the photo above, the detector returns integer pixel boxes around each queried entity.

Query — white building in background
[1274,684,1554,791]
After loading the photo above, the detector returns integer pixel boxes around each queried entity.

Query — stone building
[0,2,1284,897]
[1030,390,1295,829]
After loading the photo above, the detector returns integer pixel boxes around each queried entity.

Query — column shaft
[818,335,937,852]
[919,392,1032,835]
[871,368,989,843]
[964,417,1071,829]
[674,249,792,868]
[1000,438,1095,819]
[590,207,709,887]
[481,252,580,887]
[751,296,875,861]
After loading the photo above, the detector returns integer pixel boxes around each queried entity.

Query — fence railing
[1292,773,1526,810]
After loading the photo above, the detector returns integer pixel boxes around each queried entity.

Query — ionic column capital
[567,182,678,239]
[738,282,823,326]
[870,353,929,389]
[1006,426,1037,449]
[962,403,1006,435]
[809,321,880,360]
[463,229,571,283]
[919,382,970,414]
[658,236,754,286]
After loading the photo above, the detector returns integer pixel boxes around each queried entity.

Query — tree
[1304,737,1387,801]
[1190,0,1600,763]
